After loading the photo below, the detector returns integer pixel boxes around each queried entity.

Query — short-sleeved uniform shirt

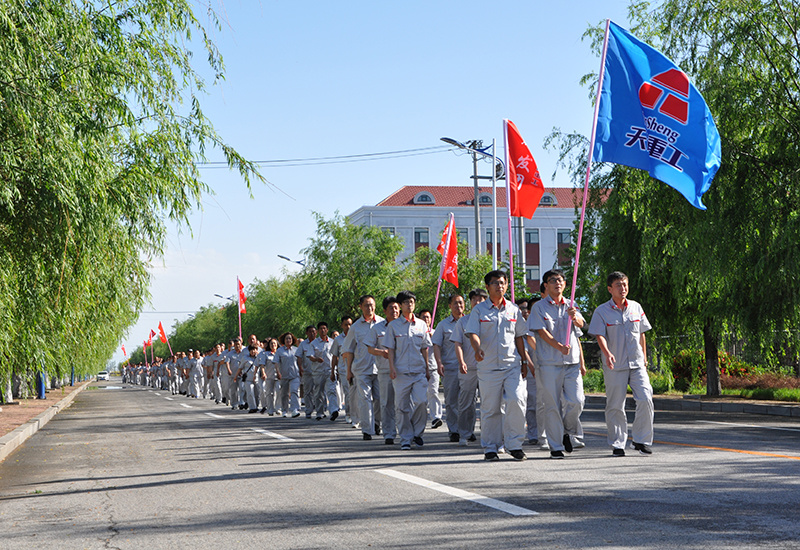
[382,315,432,375]
[296,339,316,374]
[343,315,385,376]
[528,296,583,367]
[364,320,391,374]
[450,312,478,371]
[238,355,258,381]
[330,333,348,375]
[275,346,300,379]
[311,337,334,374]
[432,315,461,370]
[588,298,651,369]
[464,298,527,370]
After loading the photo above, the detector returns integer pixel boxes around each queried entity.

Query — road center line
[375,468,538,516]
[697,420,800,433]
[180,403,193,409]
[250,427,296,442]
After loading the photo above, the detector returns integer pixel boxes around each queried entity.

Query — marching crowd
[123,269,654,460]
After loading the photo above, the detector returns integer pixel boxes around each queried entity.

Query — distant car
[97,371,110,381]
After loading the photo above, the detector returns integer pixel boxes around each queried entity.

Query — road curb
[585,394,800,417]
[0,379,93,464]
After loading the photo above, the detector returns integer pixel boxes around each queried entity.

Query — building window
[381,226,395,236]
[413,192,435,205]
[557,229,572,266]
[478,194,493,205]
[457,228,469,244]
[557,229,572,244]
[540,193,556,206]
[525,229,539,244]
[526,266,540,283]
[414,227,430,251]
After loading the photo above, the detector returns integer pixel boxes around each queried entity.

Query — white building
[348,185,583,291]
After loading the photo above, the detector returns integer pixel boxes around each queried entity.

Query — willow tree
[0,0,262,398]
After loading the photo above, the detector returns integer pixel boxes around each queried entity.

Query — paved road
[1,380,799,549]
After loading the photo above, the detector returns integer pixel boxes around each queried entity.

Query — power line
[196,145,453,168]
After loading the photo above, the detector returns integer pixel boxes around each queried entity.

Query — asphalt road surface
[1,380,799,549]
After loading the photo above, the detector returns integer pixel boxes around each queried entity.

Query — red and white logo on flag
[505,120,545,219]
[158,322,168,344]
[238,278,247,314]
[436,215,459,287]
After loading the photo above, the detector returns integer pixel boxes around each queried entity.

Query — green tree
[0,0,261,398]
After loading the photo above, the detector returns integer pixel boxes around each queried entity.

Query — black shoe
[260,408,266,414]
[484,452,500,461]
[385,438,394,445]
[248,409,258,414]
[563,433,573,453]
[363,433,372,441]
[413,436,424,448]
[449,432,460,443]
[633,442,653,455]
[612,448,626,457]
[375,424,382,436]
[431,418,443,429]
[215,400,220,404]
[330,411,339,421]
[291,412,301,418]
[509,449,527,461]
[222,398,228,404]
[550,450,565,459]
[306,413,312,419]
[316,416,322,421]
[467,434,477,442]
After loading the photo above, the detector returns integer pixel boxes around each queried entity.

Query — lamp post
[441,137,504,268]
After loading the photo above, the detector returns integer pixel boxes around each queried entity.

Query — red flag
[238,278,247,314]
[505,120,545,218]
[436,214,459,287]
[158,322,168,344]
[143,340,148,349]
[148,329,156,347]
[121,345,127,357]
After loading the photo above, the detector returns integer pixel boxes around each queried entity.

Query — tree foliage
[0,0,261,397]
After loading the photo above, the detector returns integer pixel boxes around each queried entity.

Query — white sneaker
[345,416,352,424]
[540,441,550,451]
[572,437,585,449]
[458,439,468,447]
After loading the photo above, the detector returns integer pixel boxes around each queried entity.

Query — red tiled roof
[376,186,586,208]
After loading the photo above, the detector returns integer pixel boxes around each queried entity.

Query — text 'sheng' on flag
[593,21,721,210]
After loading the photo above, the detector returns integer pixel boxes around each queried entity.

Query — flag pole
[430,213,454,324]
[503,120,516,303]
[564,18,611,343]
[237,277,243,340]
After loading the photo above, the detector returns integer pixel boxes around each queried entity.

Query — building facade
[348,185,583,292]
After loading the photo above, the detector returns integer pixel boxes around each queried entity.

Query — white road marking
[698,420,800,433]
[250,427,296,442]
[375,469,539,516]
[164,397,174,401]
[180,403,193,409]
[153,392,160,396]
[205,412,225,419]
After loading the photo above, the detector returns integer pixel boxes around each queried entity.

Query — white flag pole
[503,120,516,302]
[564,18,611,344]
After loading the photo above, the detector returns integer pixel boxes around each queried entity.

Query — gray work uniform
[343,314,384,436]
[450,313,479,441]
[365,320,396,440]
[432,315,462,435]
[296,339,317,417]
[275,345,301,415]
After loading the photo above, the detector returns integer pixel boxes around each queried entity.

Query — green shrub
[649,369,674,394]
[670,349,760,391]
[773,388,800,402]
[583,368,604,392]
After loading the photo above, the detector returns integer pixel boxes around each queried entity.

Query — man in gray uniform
[310,321,334,420]
[419,310,443,430]
[588,271,654,456]
[366,296,400,445]
[296,326,318,418]
[330,316,353,423]
[452,288,488,446]
[464,270,529,462]
[433,294,466,442]
[343,295,384,441]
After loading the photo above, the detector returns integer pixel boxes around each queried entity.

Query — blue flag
[593,21,721,210]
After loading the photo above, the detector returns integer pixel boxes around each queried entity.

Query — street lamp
[278,254,306,267]
[441,137,505,268]
[214,294,235,302]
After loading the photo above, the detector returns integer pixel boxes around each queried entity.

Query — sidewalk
[0,379,93,463]
[586,392,800,417]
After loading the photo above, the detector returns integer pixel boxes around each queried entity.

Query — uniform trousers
[393,371,428,446]
[442,365,460,433]
[325,376,340,414]
[427,368,443,422]
[311,370,329,417]
[603,366,653,448]
[279,377,301,414]
[538,363,584,451]
[189,372,203,397]
[525,367,546,442]
[346,370,360,424]
[260,377,278,413]
[477,366,526,453]
[457,367,479,440]
[241,379,257,410]
[302,370,315,415]
[355,372,381,435]
[377,370,396,439]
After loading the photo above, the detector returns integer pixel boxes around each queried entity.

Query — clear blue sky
[115,0,633,365]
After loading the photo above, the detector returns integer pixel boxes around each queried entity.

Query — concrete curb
[585,394,800,417]
[0,380,93,464]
